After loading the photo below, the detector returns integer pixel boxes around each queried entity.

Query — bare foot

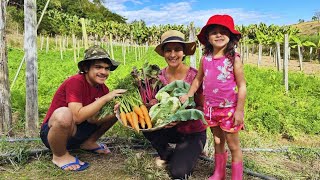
[52,152,86,171]
[155,156,166,168]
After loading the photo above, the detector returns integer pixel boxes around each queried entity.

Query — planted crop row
[7,46,320,139]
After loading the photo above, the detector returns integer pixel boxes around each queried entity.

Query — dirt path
[243,53,320,75]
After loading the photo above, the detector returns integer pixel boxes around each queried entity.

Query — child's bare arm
[180,59,205,103]
[233,57,246,125]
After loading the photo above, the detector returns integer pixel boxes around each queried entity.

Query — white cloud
[103,1,280,27]
[103,0,144,11]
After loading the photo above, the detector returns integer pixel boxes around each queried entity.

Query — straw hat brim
[155,40,196,57]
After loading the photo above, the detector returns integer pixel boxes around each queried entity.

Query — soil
[243,53,320,76]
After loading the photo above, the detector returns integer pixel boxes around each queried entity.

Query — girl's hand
[179,94,190,104]
[233,110,244,126]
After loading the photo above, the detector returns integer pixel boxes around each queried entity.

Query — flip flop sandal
[59,157,89,171]
[85,143,111,154]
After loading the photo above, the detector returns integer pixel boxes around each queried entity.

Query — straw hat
[155,30,196,56]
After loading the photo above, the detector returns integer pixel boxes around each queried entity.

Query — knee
[50,107,74,128]
[214,136,225,145]
[227,141,241,152]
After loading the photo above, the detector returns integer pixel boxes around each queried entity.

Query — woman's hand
[233,110,244,126]
[113,102,121,114]
[164,121,180,129]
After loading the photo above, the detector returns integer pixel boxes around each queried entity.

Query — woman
[143,30,207,180]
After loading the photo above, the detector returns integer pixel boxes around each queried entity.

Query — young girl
[180,14,246,180]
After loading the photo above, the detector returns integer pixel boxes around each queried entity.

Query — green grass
[7,46,320,138]
[2,45,320,179]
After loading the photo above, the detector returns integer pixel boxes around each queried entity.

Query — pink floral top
[158,67,206,134]
[202,54,238,108]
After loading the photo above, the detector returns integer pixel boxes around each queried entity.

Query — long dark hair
[203,25,239,64]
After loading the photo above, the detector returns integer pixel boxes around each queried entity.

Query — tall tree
[0,0,13,136]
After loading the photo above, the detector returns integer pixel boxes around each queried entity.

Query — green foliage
[286,147,320,163]
[6,6,24,33]
[7,43,320,139]
[244,66,320,138]
[149,80,206,128]
[8,0,126,36]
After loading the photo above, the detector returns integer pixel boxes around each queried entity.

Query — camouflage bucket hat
[78,45,120,72]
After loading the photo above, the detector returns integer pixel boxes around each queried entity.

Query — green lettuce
[145,80,207,131]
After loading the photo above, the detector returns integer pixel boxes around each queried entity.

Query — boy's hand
[233,110,244,126]
[106,89,127,101]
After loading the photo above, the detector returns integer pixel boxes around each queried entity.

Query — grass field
[1,45,319,179]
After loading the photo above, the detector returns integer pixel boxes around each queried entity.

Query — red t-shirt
[42,74,109,126]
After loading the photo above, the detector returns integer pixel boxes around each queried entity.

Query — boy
[40,45,126,171]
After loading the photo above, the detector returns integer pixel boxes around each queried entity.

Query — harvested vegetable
[140,104,152,129]
[131,63,163,107]
[146,80,207,131]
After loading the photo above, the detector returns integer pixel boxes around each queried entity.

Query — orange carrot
[131,112,140,132]
[133,106,144,118]
[138,116,146,129]
[126,112,134,128]
[120,111,127,126]
[140,104,152,129]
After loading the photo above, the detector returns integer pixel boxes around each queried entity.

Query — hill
[291,20,320,35]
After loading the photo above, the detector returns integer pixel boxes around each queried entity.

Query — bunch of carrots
[118,91,152,132]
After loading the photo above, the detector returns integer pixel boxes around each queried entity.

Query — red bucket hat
[197,14,241,45]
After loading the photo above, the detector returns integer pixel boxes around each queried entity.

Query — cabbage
[145,80,207,131]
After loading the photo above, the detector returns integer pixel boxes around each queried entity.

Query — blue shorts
[40,120,98,150]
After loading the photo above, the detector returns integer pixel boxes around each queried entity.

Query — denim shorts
[40,120,98,150]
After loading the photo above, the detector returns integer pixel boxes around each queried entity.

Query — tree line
[6,0,320,61]
[8,0,126,35]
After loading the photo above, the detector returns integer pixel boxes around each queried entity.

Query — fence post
[24,0,38,137]
[189,22,196,68]
[283,34,289,93]
[0,0,13,136]
[80,18,88,49]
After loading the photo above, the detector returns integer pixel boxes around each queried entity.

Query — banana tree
[274,32,284,71]
[290,35,317,70]
[255,30,269,67]
[302,41,317,61]
[311,38,320,62]
[290,36,304,71]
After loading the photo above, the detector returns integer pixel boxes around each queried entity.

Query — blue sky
[103,0,320,27]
